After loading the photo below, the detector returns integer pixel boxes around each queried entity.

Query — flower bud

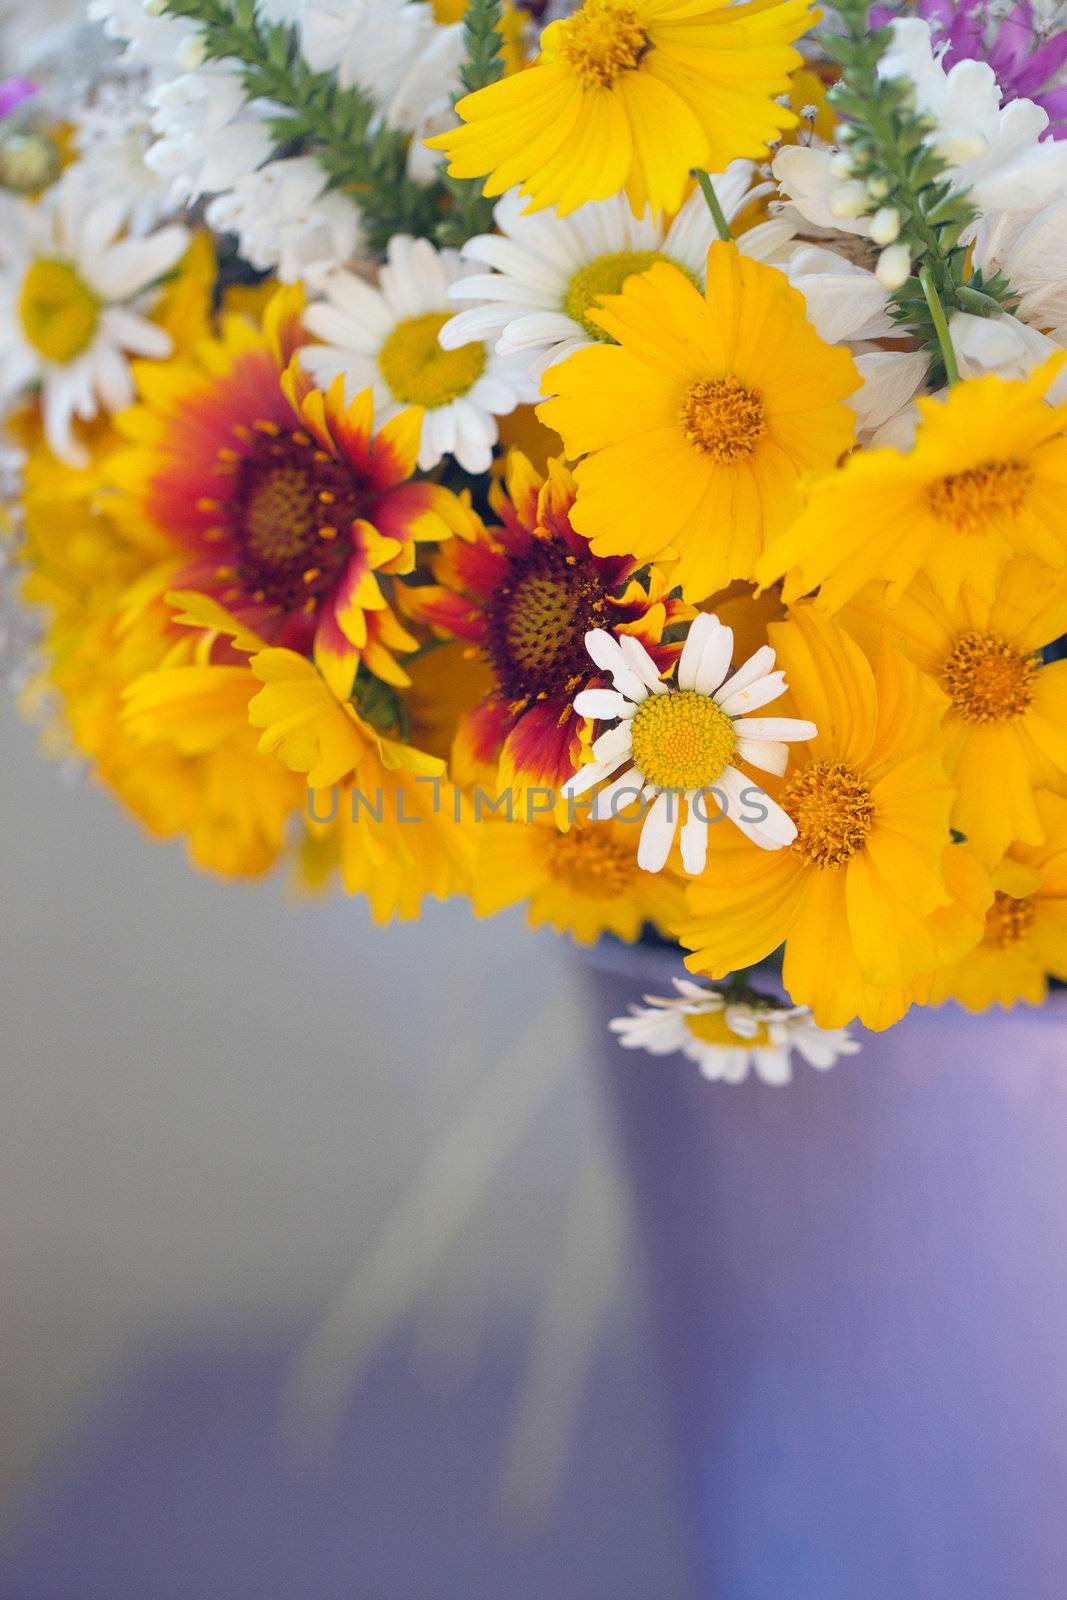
[866,173,891,200]
[177,33,207,69]
[829,151,855,181]
[875,243,912,290]
[869,206,901,246]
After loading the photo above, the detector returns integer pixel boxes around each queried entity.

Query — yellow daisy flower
[539,244,859,603]
[677,606,958,1031]
[472,811,687,945]
[425,0,814,217]
[844,561,1067,866]
[246,644,479,922]
[759,359,1067,612]
[919,792,1067,1011]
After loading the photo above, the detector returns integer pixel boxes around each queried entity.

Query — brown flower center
[486,539,610,701]
[941,630,1037,722]
[782,759,875,868]
[223,423,362,608]
[679,377,767,463]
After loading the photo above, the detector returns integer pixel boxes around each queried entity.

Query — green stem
[919,263,959,384]
[695,170,731,242]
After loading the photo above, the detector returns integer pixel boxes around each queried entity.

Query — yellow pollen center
[545,826,633,899]
[983,890,1037,949]
[679,377,767,463]
[927,459,1033,533]
[563,249,677,340]
[941,630,1037,722]
[557,0,648,87]
[685,1010,773,1048]
[782,759,875,868]
[378,311,485,408]
[19,257,100,363]
[629,689,737,791]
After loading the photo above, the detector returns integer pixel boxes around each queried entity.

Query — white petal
[637,792,680,873]
[731,717,817,742]
[678,611,733,694]
[713,671,784,719]
[713,646,778,711]
[590,765,644,820]
[735,737,789,776]
[717,766,797,850]
[560,759,616,798]
[591,722,633,766]
[680,794,709,875]
[618,632,666,693]
[584,628,648,703]
[573,688,635,720]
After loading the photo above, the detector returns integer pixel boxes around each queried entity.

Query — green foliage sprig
[161,0,444,252]
[434,0,506,246]
[823,0,1016,383]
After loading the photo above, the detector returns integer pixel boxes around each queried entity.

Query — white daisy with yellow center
[562,614,816,875]
[300,233,538,475]
[610,978,861,1087]
[0,166,188,465]
[438,166,776,383]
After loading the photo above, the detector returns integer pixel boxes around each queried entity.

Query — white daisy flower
[72,81,178,236]
[439,164,771,382]
[561,614,817,876]
[205,155,361,283]
[300,235,539,474]
[610,977,861,1087]
[0,168,188,465]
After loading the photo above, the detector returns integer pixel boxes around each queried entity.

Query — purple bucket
[582,939,1067,1600]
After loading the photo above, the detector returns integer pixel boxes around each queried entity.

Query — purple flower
[871,1,1067,137]
[0,78,36,122]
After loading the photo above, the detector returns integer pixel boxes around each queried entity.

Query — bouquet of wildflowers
[3,0,1067,1082]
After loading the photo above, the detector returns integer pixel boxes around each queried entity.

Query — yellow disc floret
[927,460,1033,533]
[679,377,767,464]
[983,890,1037,949]
[630,689,737,790]
[545,824,634,898]
[782,759,875,868]
[19,258,100,363]
[685,1009,773,1048]
[378,311,486,407]
[940,630,1037,722]
[557,0,648,87]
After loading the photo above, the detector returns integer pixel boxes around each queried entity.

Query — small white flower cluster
[772,17,1067,436]
[610,977,862,1087]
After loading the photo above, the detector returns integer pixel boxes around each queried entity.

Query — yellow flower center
[927,459,1033,533]
[226,423,361,608]
[941,630,1037,723]
[487,538,609,701]
[19,258,100,363]
[782,759,875,868]
[679,377,767,464]
[545,825,634,899]
[983,890,1037,949]
[564,249,674,340]
[378,311,485,408]
[685,1009,773,1048]
[629,689,737,791]
[557,0,649,88]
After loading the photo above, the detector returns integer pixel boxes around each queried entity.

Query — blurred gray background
[0,692,688,1597]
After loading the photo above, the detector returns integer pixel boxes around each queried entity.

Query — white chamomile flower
[439,164,770,382]
[72,81,178,235]
[609,977,861,1087]
[561,614,817,877]
[205,155,361,283]
[300,235,538,474]
[0,168,188,465]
